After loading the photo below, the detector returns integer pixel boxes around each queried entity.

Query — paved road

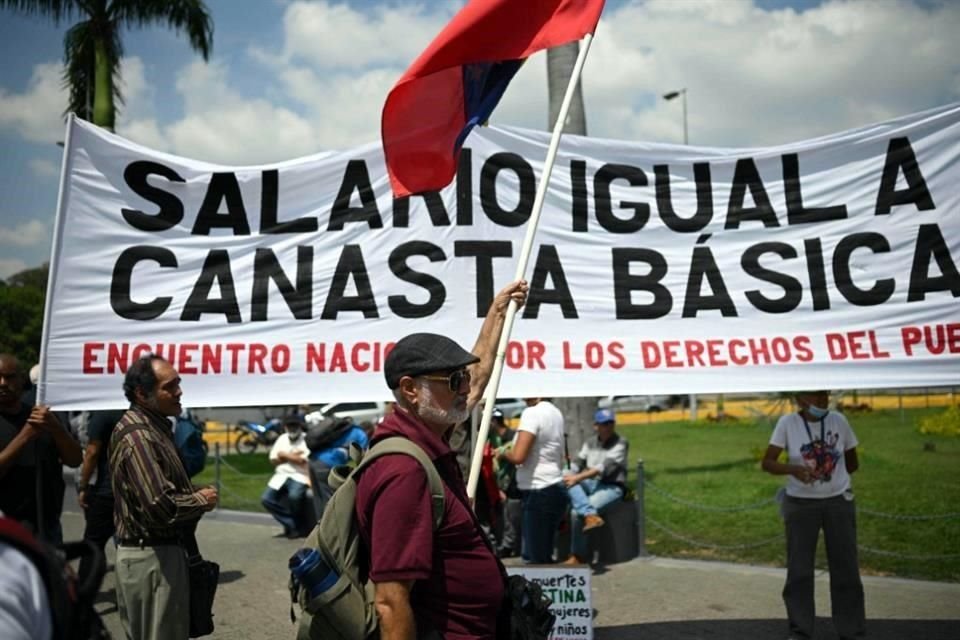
[61,507,959,640]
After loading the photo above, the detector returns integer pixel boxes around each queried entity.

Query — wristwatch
[76,482,89,493]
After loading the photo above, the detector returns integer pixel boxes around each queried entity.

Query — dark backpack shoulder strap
[0,515,45,562]
[353,438,445,530]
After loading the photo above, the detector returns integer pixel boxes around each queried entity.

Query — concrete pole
[546,41,596,459]
[547,42,587,135]
[214,442,222,510]
[636,460,647,557]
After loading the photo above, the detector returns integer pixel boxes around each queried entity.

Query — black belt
[118,536,180,548]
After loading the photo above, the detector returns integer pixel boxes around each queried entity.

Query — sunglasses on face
[420,368,471,392]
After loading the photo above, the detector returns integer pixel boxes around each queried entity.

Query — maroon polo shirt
[355,409,504,640]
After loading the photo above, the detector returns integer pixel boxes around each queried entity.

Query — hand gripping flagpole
[467,33,595,501]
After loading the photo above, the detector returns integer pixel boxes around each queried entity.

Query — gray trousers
[782,494,866,639]
[499,497,523,555]
[116,544,189,640]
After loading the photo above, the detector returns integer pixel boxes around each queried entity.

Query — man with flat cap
[355,279,527,640]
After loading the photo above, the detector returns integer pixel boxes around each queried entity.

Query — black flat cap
[282,414,305,427]
[384,333,480,389]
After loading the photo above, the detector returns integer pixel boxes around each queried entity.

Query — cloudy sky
[0,0,957,279]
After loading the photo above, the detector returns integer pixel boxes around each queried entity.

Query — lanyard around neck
[801,414,825,445]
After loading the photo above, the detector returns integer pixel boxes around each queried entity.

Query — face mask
[287,428,303,439]
[807,405,829,419]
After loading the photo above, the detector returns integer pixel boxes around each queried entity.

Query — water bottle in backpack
[289,548,339,600]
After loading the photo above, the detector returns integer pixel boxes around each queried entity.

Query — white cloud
[163,60,319,163]
[13,0,956,164]
[0,62,68,144]
[578,0,960,146]
[261,0,960,153]
[0,220,47,247]
[29,158,59,178]
[0,56,153,146]
[0,258,28,280]
[117,117,168,152]
[115,57,154,124]
[281,1,447,70]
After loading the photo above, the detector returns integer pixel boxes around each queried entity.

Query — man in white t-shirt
[261,414,311,538]
[761,390,865,640]
[499,398,568,563]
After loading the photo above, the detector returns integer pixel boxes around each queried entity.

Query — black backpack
[0,517,110,639]
[304,416,354,453]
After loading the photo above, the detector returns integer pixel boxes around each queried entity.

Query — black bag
[181,530,219,638]
[304,416,353,453]
[500,574,556,640]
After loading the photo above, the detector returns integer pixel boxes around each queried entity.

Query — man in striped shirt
[109,355,218,640]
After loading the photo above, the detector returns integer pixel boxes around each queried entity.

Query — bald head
[0,353,24,412]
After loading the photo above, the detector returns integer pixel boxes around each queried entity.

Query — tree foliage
[0,265,47,366]
[5,263,49,292]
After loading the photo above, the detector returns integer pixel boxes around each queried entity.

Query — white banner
[506,566,592,640]
[41,104,960,409]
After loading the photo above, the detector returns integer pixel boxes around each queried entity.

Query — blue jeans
[567,476,624,559]
[261,478,309,534]
[521,483,569,563]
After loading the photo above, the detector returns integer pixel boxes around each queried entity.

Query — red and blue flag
[382,0,605,198]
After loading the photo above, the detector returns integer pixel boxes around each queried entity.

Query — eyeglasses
[420,369,471,392]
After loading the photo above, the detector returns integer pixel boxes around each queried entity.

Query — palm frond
[106,24,125,109]
[0,0,81,24]
[62,19,95,119]
[109,0,213,59]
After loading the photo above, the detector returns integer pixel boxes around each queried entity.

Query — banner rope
[644,478,777,512]
[646,515,783,550]
[216,457,270,478]
[856,506,960,521]
[856,545,960,561]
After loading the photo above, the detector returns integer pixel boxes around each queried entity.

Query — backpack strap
[351,438,445,530]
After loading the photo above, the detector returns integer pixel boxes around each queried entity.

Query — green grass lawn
[198,407,959,582]
[194,452,274,512]
[623,407,960,582]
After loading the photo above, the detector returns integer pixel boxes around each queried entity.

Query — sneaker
[582,514,605,532]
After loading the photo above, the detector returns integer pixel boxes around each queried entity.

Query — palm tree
[1,0,213,131]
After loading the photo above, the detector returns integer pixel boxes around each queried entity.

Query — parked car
[597,395,676,413]
[493,398,527,419]
[316,401,390,425]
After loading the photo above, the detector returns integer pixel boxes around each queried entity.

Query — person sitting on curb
[563,408,629,565]
[261,414,311,538]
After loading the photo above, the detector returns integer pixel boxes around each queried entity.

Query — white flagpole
[467,33,595,500]
[37,113,77,407]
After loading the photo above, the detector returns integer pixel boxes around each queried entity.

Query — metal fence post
[636,459,647,557]
[214,442,222,510]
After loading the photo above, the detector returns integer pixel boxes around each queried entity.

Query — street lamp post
[662,88,688,145]
[663,88,697,419]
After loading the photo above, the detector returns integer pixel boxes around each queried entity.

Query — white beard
[416,381,469,426]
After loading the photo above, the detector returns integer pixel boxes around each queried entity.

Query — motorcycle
[234,417,283,454]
